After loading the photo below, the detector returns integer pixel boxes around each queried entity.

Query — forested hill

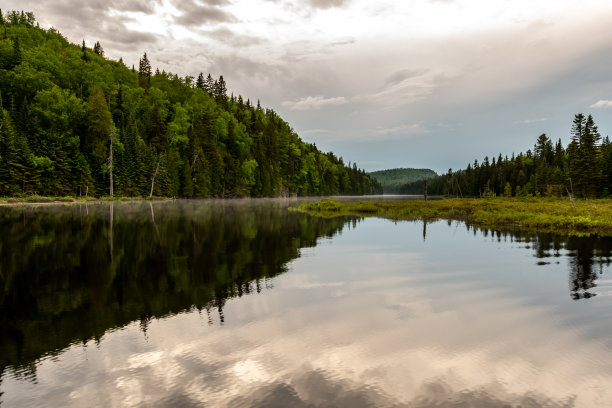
[368,168,438,193]
[0,11,381,198]
[401,114,611,198]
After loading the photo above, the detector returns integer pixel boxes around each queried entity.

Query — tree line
[0,11,382,198]
[401,113,611,198]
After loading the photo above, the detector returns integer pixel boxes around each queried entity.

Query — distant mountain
[368,168,438,193]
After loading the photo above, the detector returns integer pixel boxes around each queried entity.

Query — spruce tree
[196,72,205,90]
[84,86,112,193]
[138,52,152,88]
[11,37,21,67]
[148,104,167,152]
[204,73,214,94]
[93,41,103,57]
[579,114,602,196]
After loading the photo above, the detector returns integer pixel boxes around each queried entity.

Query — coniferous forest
[0,11,382,198]
[401,113,611,198]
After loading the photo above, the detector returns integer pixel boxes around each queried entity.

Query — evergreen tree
[0,17,382,198]
[196,72,205,90]
[204,73,214,94]
[214,75,227,104]
[81,40,89,62]
[11,36,21,67]
[138,52,152,88]
[93,41,103,57]
[84,86,112,193]
[578,114,601,196]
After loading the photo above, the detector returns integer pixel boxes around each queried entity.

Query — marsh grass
[292,197,612,236]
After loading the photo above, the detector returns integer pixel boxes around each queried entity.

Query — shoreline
[292,197,612,237]
[0,196,174,206]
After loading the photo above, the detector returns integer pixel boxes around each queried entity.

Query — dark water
[1,199,612,407]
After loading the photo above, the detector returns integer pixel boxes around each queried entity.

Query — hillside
[368,168,438,193]
[0,11,381,198]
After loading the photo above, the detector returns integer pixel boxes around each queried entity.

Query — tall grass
[292,198,612,236]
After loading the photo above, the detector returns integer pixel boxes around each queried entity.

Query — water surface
[1,199,612,407]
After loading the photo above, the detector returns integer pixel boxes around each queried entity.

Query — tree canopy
[402,114,611,198]
[0,11,381,197]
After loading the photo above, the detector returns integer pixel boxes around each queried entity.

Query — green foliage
[296,197,612,236]
[407,117,610,199]
[0,12,381,198]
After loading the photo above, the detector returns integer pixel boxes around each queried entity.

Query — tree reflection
[0,201,351,374]
[477,227,612,301]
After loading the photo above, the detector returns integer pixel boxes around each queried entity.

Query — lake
[1,199,612,407]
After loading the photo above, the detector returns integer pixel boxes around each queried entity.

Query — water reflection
[464,224,612,301]
[2,202,612,407]
[0,200,354,374]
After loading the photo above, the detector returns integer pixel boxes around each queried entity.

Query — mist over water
[1,199,612,407]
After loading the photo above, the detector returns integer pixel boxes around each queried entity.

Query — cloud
[306,0,351,9]
[384,69,429,86]
[355,69,447,107]
[521,117,548,124]
[590,100,612,109]
[200,28,265,47]
[281,96,348,111]
[107,0,160,14]
[171,0,236,26]
[375,123,429,136]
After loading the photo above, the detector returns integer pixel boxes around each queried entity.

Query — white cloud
[522,117,548,124]
[281,96,348,111]
[375,123,429,136]
[590,100,612,109]
[355,73,441,107]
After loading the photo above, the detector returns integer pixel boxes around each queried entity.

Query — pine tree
[138,52,152,88]
[84,86,112,193]
[196,72,205,90]
[579,114,602,196]
[148,104,167,152]
[214,75,227,104]
[204,73,214,94]
[93,41,104,57]
[11,37,21,67]
[81,40,89,62]
[571,113,585,145]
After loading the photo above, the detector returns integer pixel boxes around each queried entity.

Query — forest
[0,11,382,198]
[401,113,612,198]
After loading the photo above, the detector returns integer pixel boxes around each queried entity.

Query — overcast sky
[6,0,612,173]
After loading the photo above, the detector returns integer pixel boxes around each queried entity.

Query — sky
[5,0,612,173]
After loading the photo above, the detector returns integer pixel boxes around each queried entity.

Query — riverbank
[292,197,612,236]
[0,195,172,205]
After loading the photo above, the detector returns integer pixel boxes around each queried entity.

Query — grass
[291,197,612,236]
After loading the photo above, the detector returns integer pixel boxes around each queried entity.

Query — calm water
[1,199,612,407]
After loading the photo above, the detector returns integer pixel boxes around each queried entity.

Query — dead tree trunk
[109,128,114,197]
[149,157,161,198]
